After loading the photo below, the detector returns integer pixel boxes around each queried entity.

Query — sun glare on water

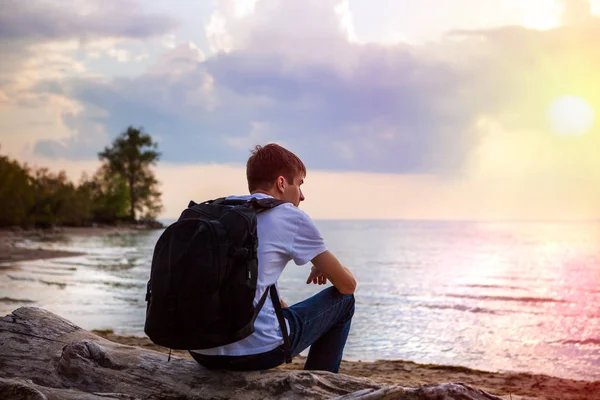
[546,95,596,137]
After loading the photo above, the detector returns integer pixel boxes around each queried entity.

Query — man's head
[246,143,307,207]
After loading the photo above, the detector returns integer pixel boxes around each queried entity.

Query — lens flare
[546,95,595,137]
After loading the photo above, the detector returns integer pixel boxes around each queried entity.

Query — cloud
[0,0,180,157]
[34,43,478,174]
[17,0,600,177]
[32,1,481,174]
[206,0,354,56]
[0,0,177,41]
[0,0,178,94]
[33,105,111,160]
[147,41,207,75]
[561,0,593,25]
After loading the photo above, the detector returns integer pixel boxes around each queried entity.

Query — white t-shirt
[191,193,327,356]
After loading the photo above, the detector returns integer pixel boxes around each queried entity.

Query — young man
[189,143,356,373]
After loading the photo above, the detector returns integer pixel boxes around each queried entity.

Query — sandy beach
[92,329,600,400]
[2,227,599,400]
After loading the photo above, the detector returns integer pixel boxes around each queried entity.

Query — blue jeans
[190,286,355,373]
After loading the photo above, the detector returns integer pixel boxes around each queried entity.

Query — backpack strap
[212,197,286,212]
[269,285,292,364]
[248,197,286,213]
[252,286,271,325]
[229,284,291,363]
[192,197,286,210]
[227,280,271,342]
[197,197,232,206]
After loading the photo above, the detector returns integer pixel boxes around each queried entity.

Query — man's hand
[306,265,328,285]
[310,251,356,294]
[280,298,288,308]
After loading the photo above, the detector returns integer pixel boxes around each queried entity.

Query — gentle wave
[445,294,567,303]
[82,280,146,290]
[487,275,556,283]
[7,275,36,282]
[461,284,526,291]
[26,269,73,276]
[39,280,67,289]
[555,338,600,346]
[24,265,77,271]
[2,220,599,382]
[0,297,36,304]
[418,303,501,315]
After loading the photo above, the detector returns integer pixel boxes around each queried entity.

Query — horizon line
[158,217,600,223]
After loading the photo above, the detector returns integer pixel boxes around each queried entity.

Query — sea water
[1,220,598,381]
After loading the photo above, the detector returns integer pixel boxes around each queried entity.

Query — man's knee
[320,286,355,317]
[331,287,354,319]
[344,293,355,318]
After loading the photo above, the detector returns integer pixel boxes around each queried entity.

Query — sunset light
[546,95,596,137]
[1,1,600,397]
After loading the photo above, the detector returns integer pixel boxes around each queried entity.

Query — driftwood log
[0,307,508,400]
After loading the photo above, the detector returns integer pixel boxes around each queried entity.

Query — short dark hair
[246,143,307,192]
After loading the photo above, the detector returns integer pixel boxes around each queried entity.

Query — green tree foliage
[0,126,163,228]
[0,153,34,227]
[98,126,162,222]
[79,167,130,223]
[0,156,93,228]
[29,168,92,228]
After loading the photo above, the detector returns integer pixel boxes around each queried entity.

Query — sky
[1,0,599,220]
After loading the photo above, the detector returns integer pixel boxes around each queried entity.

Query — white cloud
[0,0,180,159]
[107,48,131,63]
[147,41,206,75]
[20,0,600,176]
[561,0,593,24]
[2,0,600,220]
[206,0,356,66]
[205,0,239,53]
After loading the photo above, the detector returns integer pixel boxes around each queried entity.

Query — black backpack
[144,197,291,362]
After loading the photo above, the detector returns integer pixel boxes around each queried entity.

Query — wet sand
[94,330,600,400]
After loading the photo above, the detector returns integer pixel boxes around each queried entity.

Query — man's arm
[308,250,356,295]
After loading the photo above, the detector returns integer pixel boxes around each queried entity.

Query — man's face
[281,173,305,207]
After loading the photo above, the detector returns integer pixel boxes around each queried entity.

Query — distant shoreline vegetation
[0,126,164,230]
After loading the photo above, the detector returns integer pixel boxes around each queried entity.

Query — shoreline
[0,226,161,263]
[2,229,599,399]
[93,329,600,400]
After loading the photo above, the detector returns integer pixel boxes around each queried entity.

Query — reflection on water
[1,221,599,382]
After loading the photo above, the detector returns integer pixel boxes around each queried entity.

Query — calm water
[1,220,599,381]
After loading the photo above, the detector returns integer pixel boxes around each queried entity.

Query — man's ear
[276,176,286,192]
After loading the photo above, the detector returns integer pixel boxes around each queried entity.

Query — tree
[0,152,34,227]
[98,126,162,222]
[29,168,91,227]
[78,168,130,224]
[0,149,92,228]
